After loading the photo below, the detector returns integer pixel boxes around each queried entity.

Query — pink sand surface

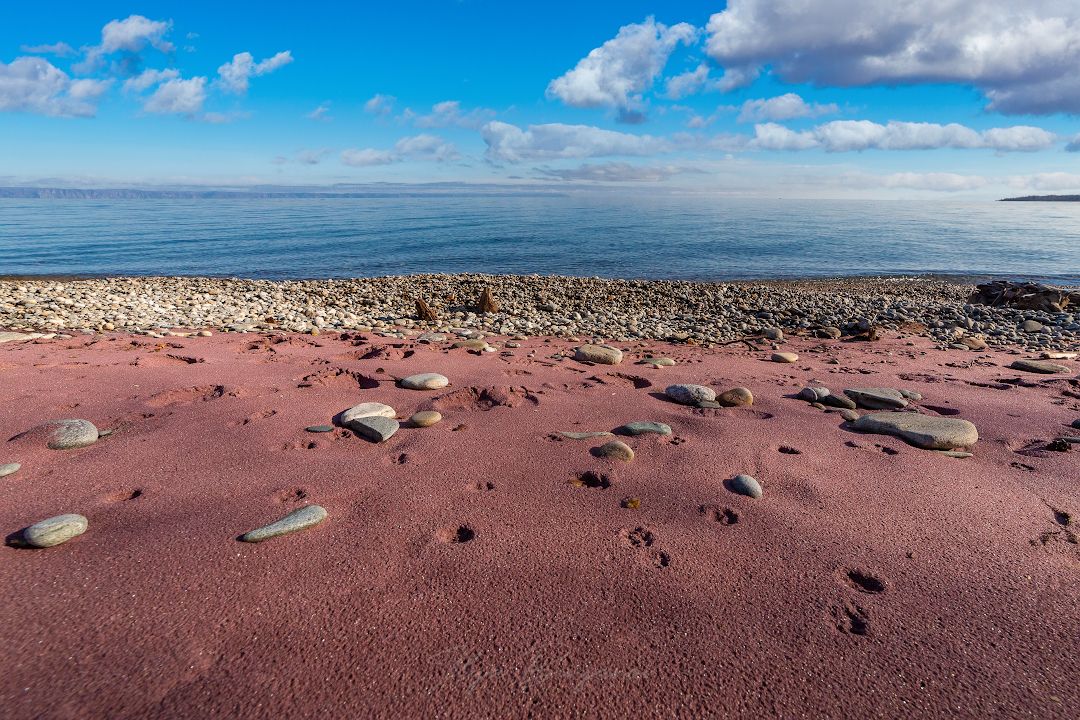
[1,331,1077,718]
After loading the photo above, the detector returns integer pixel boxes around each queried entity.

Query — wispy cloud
[341,134,459,167]
[216,51,293,94]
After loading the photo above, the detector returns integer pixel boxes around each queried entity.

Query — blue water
[1,194,1079,283]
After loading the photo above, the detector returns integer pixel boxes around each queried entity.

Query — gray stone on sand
[400,372,449,390]
[1021,319,1044,333]
[838,408,860,422]
[306,425,334,433]
[574,344,623,365]
[43,419,99,450]
[730,474,763,499]
[1072,419,1080,430]
[844,388,908,410]
[852,412,978,450]
[410,410,442,427]
[763,327,783,340]
[347,416,399,443]
[798,386,830,402]
[1010,359,1070,374]
[665,384,716,405]
[240,505,327,542]
[559,431,614,440]
[618,421,672,436]
[596,440,634,461]
[22,513,88,548]
[341,402,396,424]
[821,394,857,410]
[0,462,20,478]
[771,351,798,363]
[639,357,676,367]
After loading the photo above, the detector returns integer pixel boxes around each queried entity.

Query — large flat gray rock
[852,412,978,450]
[844,388,908,410]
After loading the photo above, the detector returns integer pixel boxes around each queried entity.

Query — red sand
[1,331,1077,718]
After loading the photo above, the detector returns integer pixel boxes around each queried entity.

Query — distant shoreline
[999,195,1080,202]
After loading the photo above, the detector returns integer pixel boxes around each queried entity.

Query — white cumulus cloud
[122,68,180,93]
[705,0,1080,114]
[217,51,293,94]
[143,76,207,115]
[0,56,104,117]
[737,93,838,123]
[547,17,697,117]
[664,63,713,99]
[77,15,174,73]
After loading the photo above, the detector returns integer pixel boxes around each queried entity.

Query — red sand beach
[1,330,1078,718]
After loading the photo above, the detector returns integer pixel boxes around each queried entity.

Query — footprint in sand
[105,488,144,503]
[436,524,475,544]
[569,470,612,489]
[832,601,871,636]
[842,568,888,594]
[274,487,309,504]
[619,526,671,569]
[699,505,740,525]
[831,567,888,636]
[1030,505,1077,549]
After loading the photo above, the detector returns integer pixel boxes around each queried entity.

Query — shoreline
[1,273,1076,351]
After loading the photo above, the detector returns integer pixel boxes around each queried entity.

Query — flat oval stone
[730,474,763,499]
[771,352,798,363]
[665,384,716,405]
[852,412,978,450]
[1010,359,1069,374]
[838,409,860,422]
[341,402,396,425]
[240,505,327,542]
[574,344,623,365]
[844,388,908,410]
[306,425,334,433]
[618,421,672,436]
[41,419,99,450]
[0,462,20,478]
[451,339,489,350]
[347,416,399,442]
[822,394,858,410]
[595,440,634,461]
[639,357,676,367]
[1042,352,1078,360]
[410,410,442,427]
[559,431,614,440]
[22,513,88,548]
[718,387,753,407]
[798,386,830,402]
[401,372,449,390]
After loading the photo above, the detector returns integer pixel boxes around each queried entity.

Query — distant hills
[1000,195,1080,202]
[0,184,565,200]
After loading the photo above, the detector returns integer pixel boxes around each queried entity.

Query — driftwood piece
[968,280,1079,313]
[415,298,439,322]
[477,287,500,314]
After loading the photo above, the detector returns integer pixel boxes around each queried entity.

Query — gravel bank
[0,274,1077,350]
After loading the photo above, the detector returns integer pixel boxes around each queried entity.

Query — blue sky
[1,1,1079,197]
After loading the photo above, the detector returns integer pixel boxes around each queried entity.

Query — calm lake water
[1,194,1078,283]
